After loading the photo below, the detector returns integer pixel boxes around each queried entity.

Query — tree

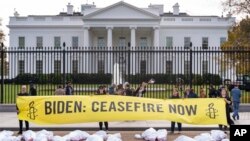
[221,18,250,74]
[222,0,250,15]
[0,18,8,76]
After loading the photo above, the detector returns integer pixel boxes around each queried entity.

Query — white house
[7,1,235,79]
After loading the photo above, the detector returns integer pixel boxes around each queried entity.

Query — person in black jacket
[96,86,109,131]
[170,88,182,134]
[219,88,234,132]
[29,83,37,96]
[17,85,29,134]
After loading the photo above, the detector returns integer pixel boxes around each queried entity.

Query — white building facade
[7,1,235,78]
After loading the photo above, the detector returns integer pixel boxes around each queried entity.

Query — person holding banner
[219,88,234,132]
[16,85,30,134]
[96,85,109,131]
[170,88,182,134]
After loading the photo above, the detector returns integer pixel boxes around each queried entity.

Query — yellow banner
[17,96,227,125]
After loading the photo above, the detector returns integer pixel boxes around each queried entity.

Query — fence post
[1,43,4,104]
[128,46,131,82]
[63,42,66,88]
[189,47,193,89]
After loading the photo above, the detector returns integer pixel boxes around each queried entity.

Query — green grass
[2,84,250,104]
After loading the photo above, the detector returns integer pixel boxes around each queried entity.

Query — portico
[82,1,161,48]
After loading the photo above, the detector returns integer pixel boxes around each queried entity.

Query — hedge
[5,73,221,85]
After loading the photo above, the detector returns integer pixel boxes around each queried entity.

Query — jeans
[233,101,240,119]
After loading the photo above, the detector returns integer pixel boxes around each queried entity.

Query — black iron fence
[1,45,250,104]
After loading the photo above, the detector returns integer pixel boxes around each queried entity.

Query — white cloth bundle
[52,135,68,141]
[156,129,167,141]
[174,135,196,141]
[210,130,227,141]
[22,130,36,141]
[67,130,90,140]
[107,133,122,141]
[35,129,54,141]
[94,130,108,140]
[86,135,103,141]
[194,133,215,141]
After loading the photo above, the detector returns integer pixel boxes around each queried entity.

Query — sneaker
[177,131,182,134]
[237,116,239,120]
[17,131,22,135]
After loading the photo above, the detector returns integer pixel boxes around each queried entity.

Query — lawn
[1,84,250,104]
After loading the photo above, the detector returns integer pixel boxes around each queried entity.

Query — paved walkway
[1,112,250,131]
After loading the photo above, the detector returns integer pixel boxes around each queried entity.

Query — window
[18,60,25,74]
[118,37,126,47]
[220,37,226,46]
[97,37,105,47]
[18,37,25,49]
[72,60,78,74]
[54,36,61,49]
[202,37,208,49]
[36,60,43,73]
[98,60,105,74]
[54,60,61,73]
[36,36,43,49]
[184,61,190,74]
[166,37,173,48]
[140,60,146,74]
[184,37,191,49]
[202,61,208,74]
[72,36,78,49]
[166,61,173,74]
[140,37,147,47]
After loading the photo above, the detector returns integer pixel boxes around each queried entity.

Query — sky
[0,0,240,46]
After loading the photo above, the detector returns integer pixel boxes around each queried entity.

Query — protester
[183,86,190,98]
[65,81,74,95]
[209,84,219,98]
[16,85,29,134]
[219,88,234,132]
[124,83,133,96]
[29,83,37,96]
[108,84,116,95]
[184,88,198,98]
[55,85,65,95]
[135,82,147,97]
[170,88,182,134]
[116,84,125,95]
[199,87,207,98]
[134,79,155,97]
[231,83,241,120]
[96,86,109,131]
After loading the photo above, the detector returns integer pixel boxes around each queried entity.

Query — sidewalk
[1,112,250,131]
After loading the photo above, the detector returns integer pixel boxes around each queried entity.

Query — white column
[83,26,90,73]
[130,26,137,74]
[107,26,113,47]
[83,26,90,47]
[130,26,137,47]
[153,26,160,47]
[153,26,160,74]
[106,26,113,74]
